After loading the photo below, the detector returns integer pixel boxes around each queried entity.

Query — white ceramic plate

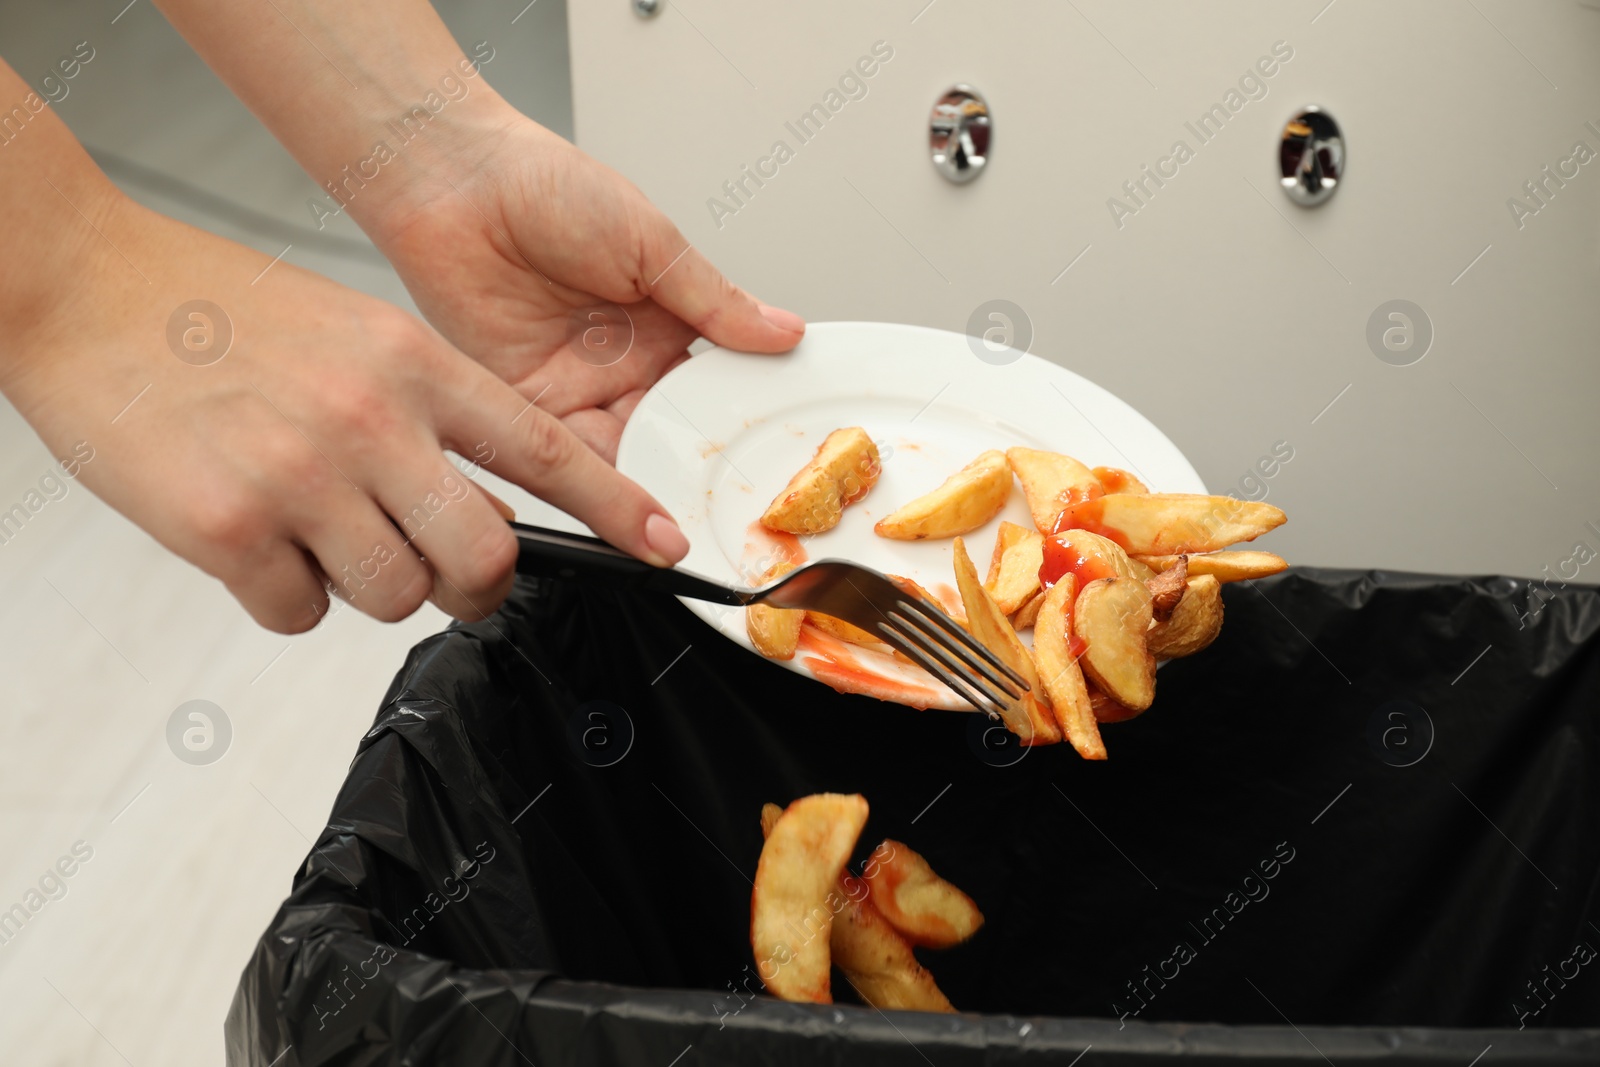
[615,321,1206,710]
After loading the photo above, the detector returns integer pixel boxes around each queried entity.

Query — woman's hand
[367,114,804,462]
[2,193,691,632]
[152,0,805,459]
[12,4,808,635]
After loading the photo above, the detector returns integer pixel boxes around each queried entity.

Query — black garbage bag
[226,568,1600,1066]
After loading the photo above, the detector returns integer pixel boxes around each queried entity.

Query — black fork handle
[510,522,745,606]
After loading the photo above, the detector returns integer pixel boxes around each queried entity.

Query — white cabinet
[571,0,1600,580]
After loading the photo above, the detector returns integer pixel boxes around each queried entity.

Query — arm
[0,57,686,632]
[148,0,503,232]
[153,0,805,460]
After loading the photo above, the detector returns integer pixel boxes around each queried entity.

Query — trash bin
[226,568,1600,1065]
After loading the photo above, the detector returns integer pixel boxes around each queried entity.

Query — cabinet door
[569,1,1599,578]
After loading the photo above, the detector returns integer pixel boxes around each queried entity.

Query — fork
[510,522,1029,717]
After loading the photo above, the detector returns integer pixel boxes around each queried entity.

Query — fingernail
[758,303,805,334]
[644,513,690,566]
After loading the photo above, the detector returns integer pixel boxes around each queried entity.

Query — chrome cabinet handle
[1280,105,1344,206]
[930,85,991,184]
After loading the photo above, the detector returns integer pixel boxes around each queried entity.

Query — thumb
[641,215,805,353]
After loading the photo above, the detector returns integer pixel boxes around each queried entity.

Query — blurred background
[1,0,1596,1062]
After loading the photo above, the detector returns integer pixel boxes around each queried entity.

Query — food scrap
[752,794,981,1012]
[749,434,1289,758]
[760,427,880,535]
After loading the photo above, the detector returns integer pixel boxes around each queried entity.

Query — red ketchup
[1039,535,1118,590]
[1060,483,1103,512]
[1049,493,1123,548]
[1094,469,1136,494]
[1043,483,1107,543]
[746,521,808,569]
[1048,484,1103,529]
[1039,536,1109,662]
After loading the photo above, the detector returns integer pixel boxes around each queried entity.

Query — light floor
[0,2,576,1062]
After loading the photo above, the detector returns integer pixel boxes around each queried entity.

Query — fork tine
[883,611,1023,714]
[758,561,1029,706]
[886,608,1033,710]
[875,625,1008,719]
[893,599,1029,696]
[829,571,1023,696]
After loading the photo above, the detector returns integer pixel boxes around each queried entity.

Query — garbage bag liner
[227,568,1600,1065]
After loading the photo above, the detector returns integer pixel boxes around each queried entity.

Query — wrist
[0,186,149,397]
[0,172,133,391]
[297,55,522,239]
[151,2,526,248]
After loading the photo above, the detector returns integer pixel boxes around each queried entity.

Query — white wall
[570,0,1600,580]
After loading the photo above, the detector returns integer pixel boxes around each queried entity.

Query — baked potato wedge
[984,522,1045,615]
[762,427,881,535]
[1010,589,1046,630]
[1087,682,1142,723]
[1148,574,1224,659]
[1041,528,1154,586]
[951,537,1060,745]
[1032,574,1107,760]
[1092,466,1149,495]
[1056,493,1285,555]
[746,562,804,659]
[1005,447,1101,533]
[1145,555,1189,623]
[751,793,870,1003]
[806,611,890,651]
[874,449,1011,541]
[861,839,984,949]
[833,876,956,1013]
[1137,550,1287,583]
[759,805,955,1014]
[984,520,1031,585]
[1072,576,1156,711]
